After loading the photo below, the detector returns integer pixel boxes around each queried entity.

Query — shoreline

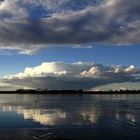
[0,90,140,94]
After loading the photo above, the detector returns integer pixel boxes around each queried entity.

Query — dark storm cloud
[2,72,139,90]
[0,0,140,54]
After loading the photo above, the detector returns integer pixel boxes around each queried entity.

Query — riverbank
[0,90,140,94]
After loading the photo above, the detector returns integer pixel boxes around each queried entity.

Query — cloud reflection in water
[0,94,139,128]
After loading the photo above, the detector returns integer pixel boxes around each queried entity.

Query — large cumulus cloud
[1,62,139,90]
[0,0,140,54]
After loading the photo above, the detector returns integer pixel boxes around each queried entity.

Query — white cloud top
[1,61,139,90]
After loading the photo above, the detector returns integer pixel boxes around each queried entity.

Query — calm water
[0,94,140,140]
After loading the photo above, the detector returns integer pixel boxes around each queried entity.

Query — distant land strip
[0,89,140,94]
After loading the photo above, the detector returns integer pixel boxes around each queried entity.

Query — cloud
[80,65,138,78]
[1,62,140,90]
[91,82,140,91]
[0,0,140,54]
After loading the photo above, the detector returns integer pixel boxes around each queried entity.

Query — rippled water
[0,94,140,140]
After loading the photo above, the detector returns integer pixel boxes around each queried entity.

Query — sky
[0,0,140,91]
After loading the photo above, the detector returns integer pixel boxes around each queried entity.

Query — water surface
[0,94,140,140]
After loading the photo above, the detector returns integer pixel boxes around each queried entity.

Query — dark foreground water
[0,94,140,140]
